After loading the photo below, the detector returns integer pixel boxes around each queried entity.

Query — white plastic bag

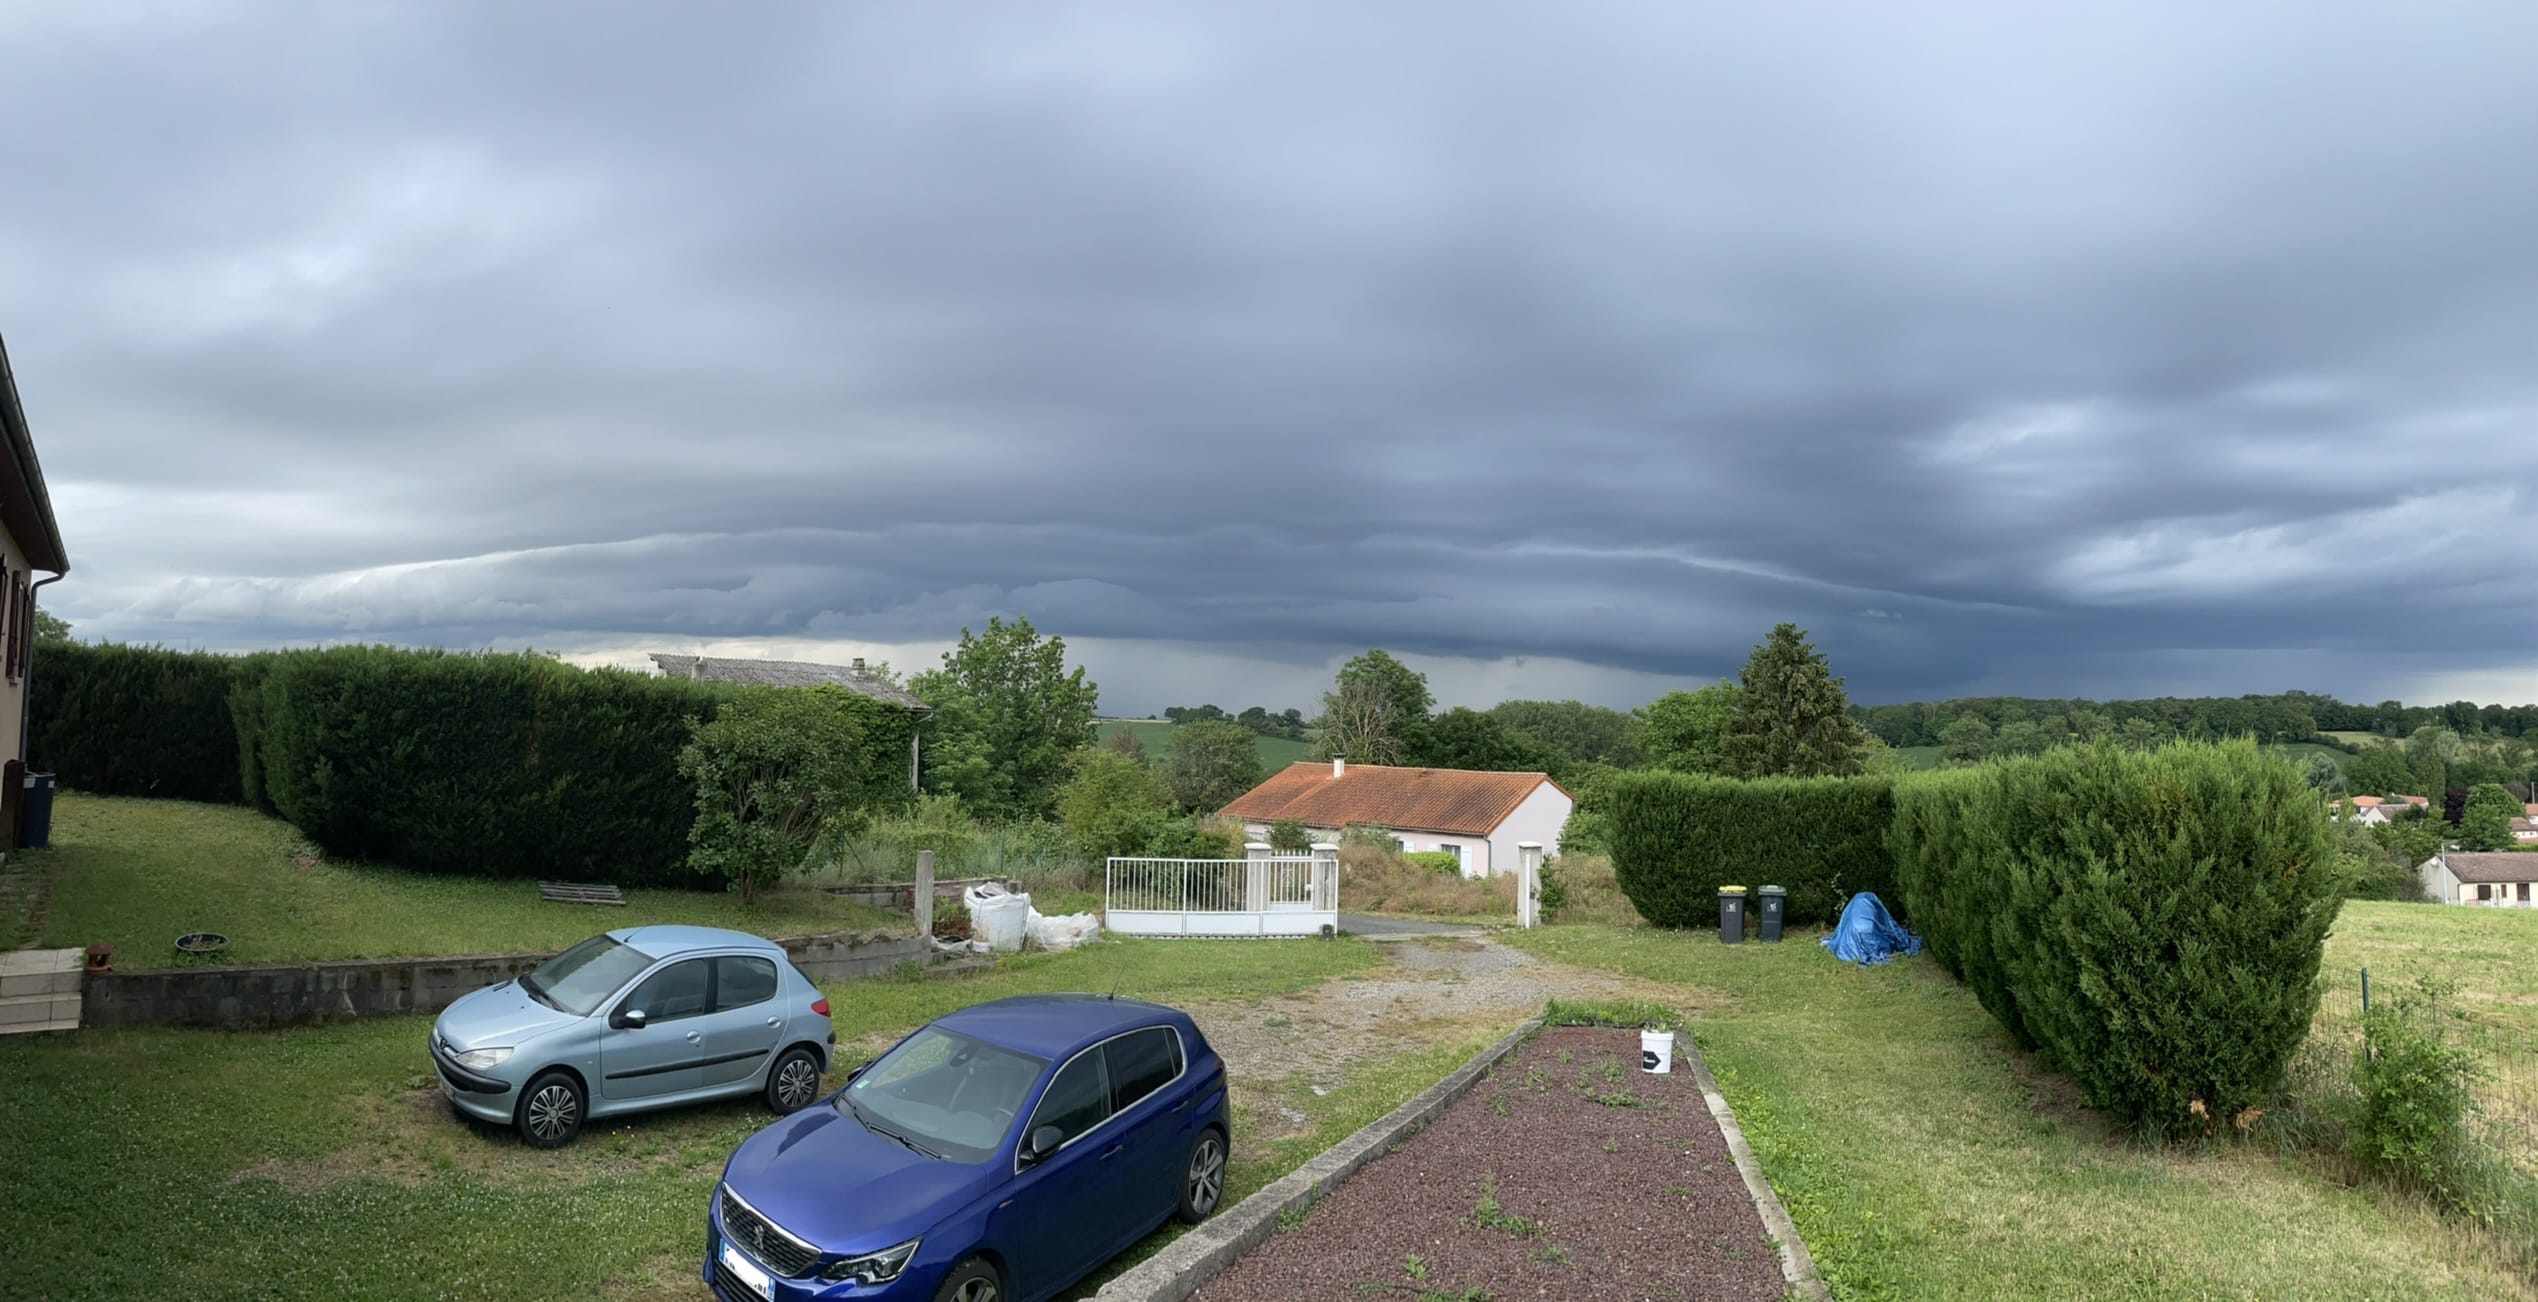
[1025,909,1102,953]
[962,882,1031,952]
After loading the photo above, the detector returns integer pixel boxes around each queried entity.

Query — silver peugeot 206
[429,925,835,1148]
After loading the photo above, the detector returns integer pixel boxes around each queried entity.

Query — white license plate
[720,1242,774,1300]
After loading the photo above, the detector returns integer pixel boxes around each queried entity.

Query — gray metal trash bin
[19,771,56,849]
[1718,885,1748,943]
[1756,884,1787,942]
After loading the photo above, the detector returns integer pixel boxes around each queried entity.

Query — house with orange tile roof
[1218,758,1572,880]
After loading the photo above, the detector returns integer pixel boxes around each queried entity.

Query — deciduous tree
[2460,783,2520,851]
[1165,720,1264,812]
[911,617,1099,820]
[1310,649,1432,764]
[1635,681,1741,775]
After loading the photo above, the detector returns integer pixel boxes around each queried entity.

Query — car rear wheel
[516,1070,584,1149]
[765,1046,823,1114]
[1176,1127,1227,1224]
[932,1256,1001,1302]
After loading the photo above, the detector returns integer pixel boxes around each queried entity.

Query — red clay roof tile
[1218,762,1562,837]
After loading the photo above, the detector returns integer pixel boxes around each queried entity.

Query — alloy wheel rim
[776,1059,818,1108]
[1190,1137,1224,1212]
[528,1085,576,1140]
[953,1277,997,1302]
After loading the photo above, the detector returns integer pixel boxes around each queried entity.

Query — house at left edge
[0,336,70,857]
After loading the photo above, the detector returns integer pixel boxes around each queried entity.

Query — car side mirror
[613,1007,647,1031]
[1023,1125,1065,1164]
[845,1061,870,1082]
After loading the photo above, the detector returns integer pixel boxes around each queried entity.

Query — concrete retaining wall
[80,929,931,1030]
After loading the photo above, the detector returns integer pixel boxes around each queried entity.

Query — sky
[3,2,2533,717]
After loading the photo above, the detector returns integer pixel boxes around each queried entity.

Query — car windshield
[841,1026,1047,1164]
[521,935,655,1017]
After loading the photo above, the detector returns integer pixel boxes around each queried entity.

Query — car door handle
[685,1031,703,1043]
[1171,1097,1191,1113]
[765,1017,781,1028]
[1099,1144,1124,1161]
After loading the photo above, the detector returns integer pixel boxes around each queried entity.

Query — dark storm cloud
[4,1,2534,711]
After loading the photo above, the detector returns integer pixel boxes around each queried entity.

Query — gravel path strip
[1191,1025,1787,1302]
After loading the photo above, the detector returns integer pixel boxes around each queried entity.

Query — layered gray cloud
[5,2,2533,711]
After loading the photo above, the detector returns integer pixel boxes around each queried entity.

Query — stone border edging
[1680,1031,1834,1302]
[1091,1016,1544,1301]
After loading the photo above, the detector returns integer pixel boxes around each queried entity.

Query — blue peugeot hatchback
[706,994,1229,1302]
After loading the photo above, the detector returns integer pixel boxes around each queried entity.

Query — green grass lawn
[2325,900,2538,1037]
[1502,924,2523,1301]
[1097,719,1310,770]
[0,936,1396,1301]
[2327,730,2396,748]
[35,794,904,968]
[2268,740,2354,773]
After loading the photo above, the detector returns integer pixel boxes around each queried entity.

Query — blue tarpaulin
[1821,892,1921,966]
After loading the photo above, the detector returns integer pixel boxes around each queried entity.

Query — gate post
[1518,842,1543,928]
[1244,842,1272,915]
[914,849,935,940]
[1311,842,1339,913]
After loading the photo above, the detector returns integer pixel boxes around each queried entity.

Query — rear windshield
[522,935,655,1017]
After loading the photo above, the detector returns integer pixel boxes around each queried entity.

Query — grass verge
[1503,924,2525,1301]
[37,794,903,967]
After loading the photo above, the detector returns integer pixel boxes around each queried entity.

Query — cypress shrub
[241,646,845,885]
[1891,740,2342,1134]
[1609,771,1896,929]
[28,642,244,802]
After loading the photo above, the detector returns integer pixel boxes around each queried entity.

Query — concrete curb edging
[1091,1016,1544,1302]
[1680,1032,1834,1302]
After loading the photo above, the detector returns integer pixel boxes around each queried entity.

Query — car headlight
[453,1047,513,1070]
[820,1238,920,1285]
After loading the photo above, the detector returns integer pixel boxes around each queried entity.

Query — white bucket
[1640,1029,1675,1074]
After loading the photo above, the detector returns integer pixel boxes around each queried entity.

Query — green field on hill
[1098,718,1311,769]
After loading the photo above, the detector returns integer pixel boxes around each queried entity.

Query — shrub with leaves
[679,686,917,903]
[1608,770,1896,928]
[29,641,246,802]
[1405,850,1465,876]
[1891,740,2343,1135]
[1266,817,1313,853]
[2352,977,2482,1208]
[1056,748,1180,860]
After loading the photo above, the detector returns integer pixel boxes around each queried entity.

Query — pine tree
[1725,623,1868,778]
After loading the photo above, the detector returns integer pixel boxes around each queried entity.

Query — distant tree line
[1853,692,2536,750]
[1161,703,1308,740]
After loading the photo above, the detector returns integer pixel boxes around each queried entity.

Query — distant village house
[647,653,929,790]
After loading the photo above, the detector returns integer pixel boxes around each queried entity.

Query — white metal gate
[1105,845,1339,938]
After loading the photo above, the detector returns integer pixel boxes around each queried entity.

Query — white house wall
[1485,782,1573,879]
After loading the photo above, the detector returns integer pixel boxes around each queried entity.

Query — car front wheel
[765,1046,823,1115]
[932,1255,1001,1302]
[516,1070,585,1149]
[1176,1127,1227,1224]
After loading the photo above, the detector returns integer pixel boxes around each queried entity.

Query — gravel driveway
[1192,1024,1787,1302]
[1181,938,1711,1144]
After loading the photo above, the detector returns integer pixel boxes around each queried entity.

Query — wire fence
[2289,965,2538,1182]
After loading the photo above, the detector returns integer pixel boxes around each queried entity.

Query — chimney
[1333,756,1346,779]
[851,657,866,672]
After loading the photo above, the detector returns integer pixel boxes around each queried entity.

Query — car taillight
[810,997,830,1017]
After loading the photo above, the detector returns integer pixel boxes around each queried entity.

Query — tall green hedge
[246,647,757,885]
[29,642,245,802]
[1890,740,2342,1135]
[1608,771,1896,928]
